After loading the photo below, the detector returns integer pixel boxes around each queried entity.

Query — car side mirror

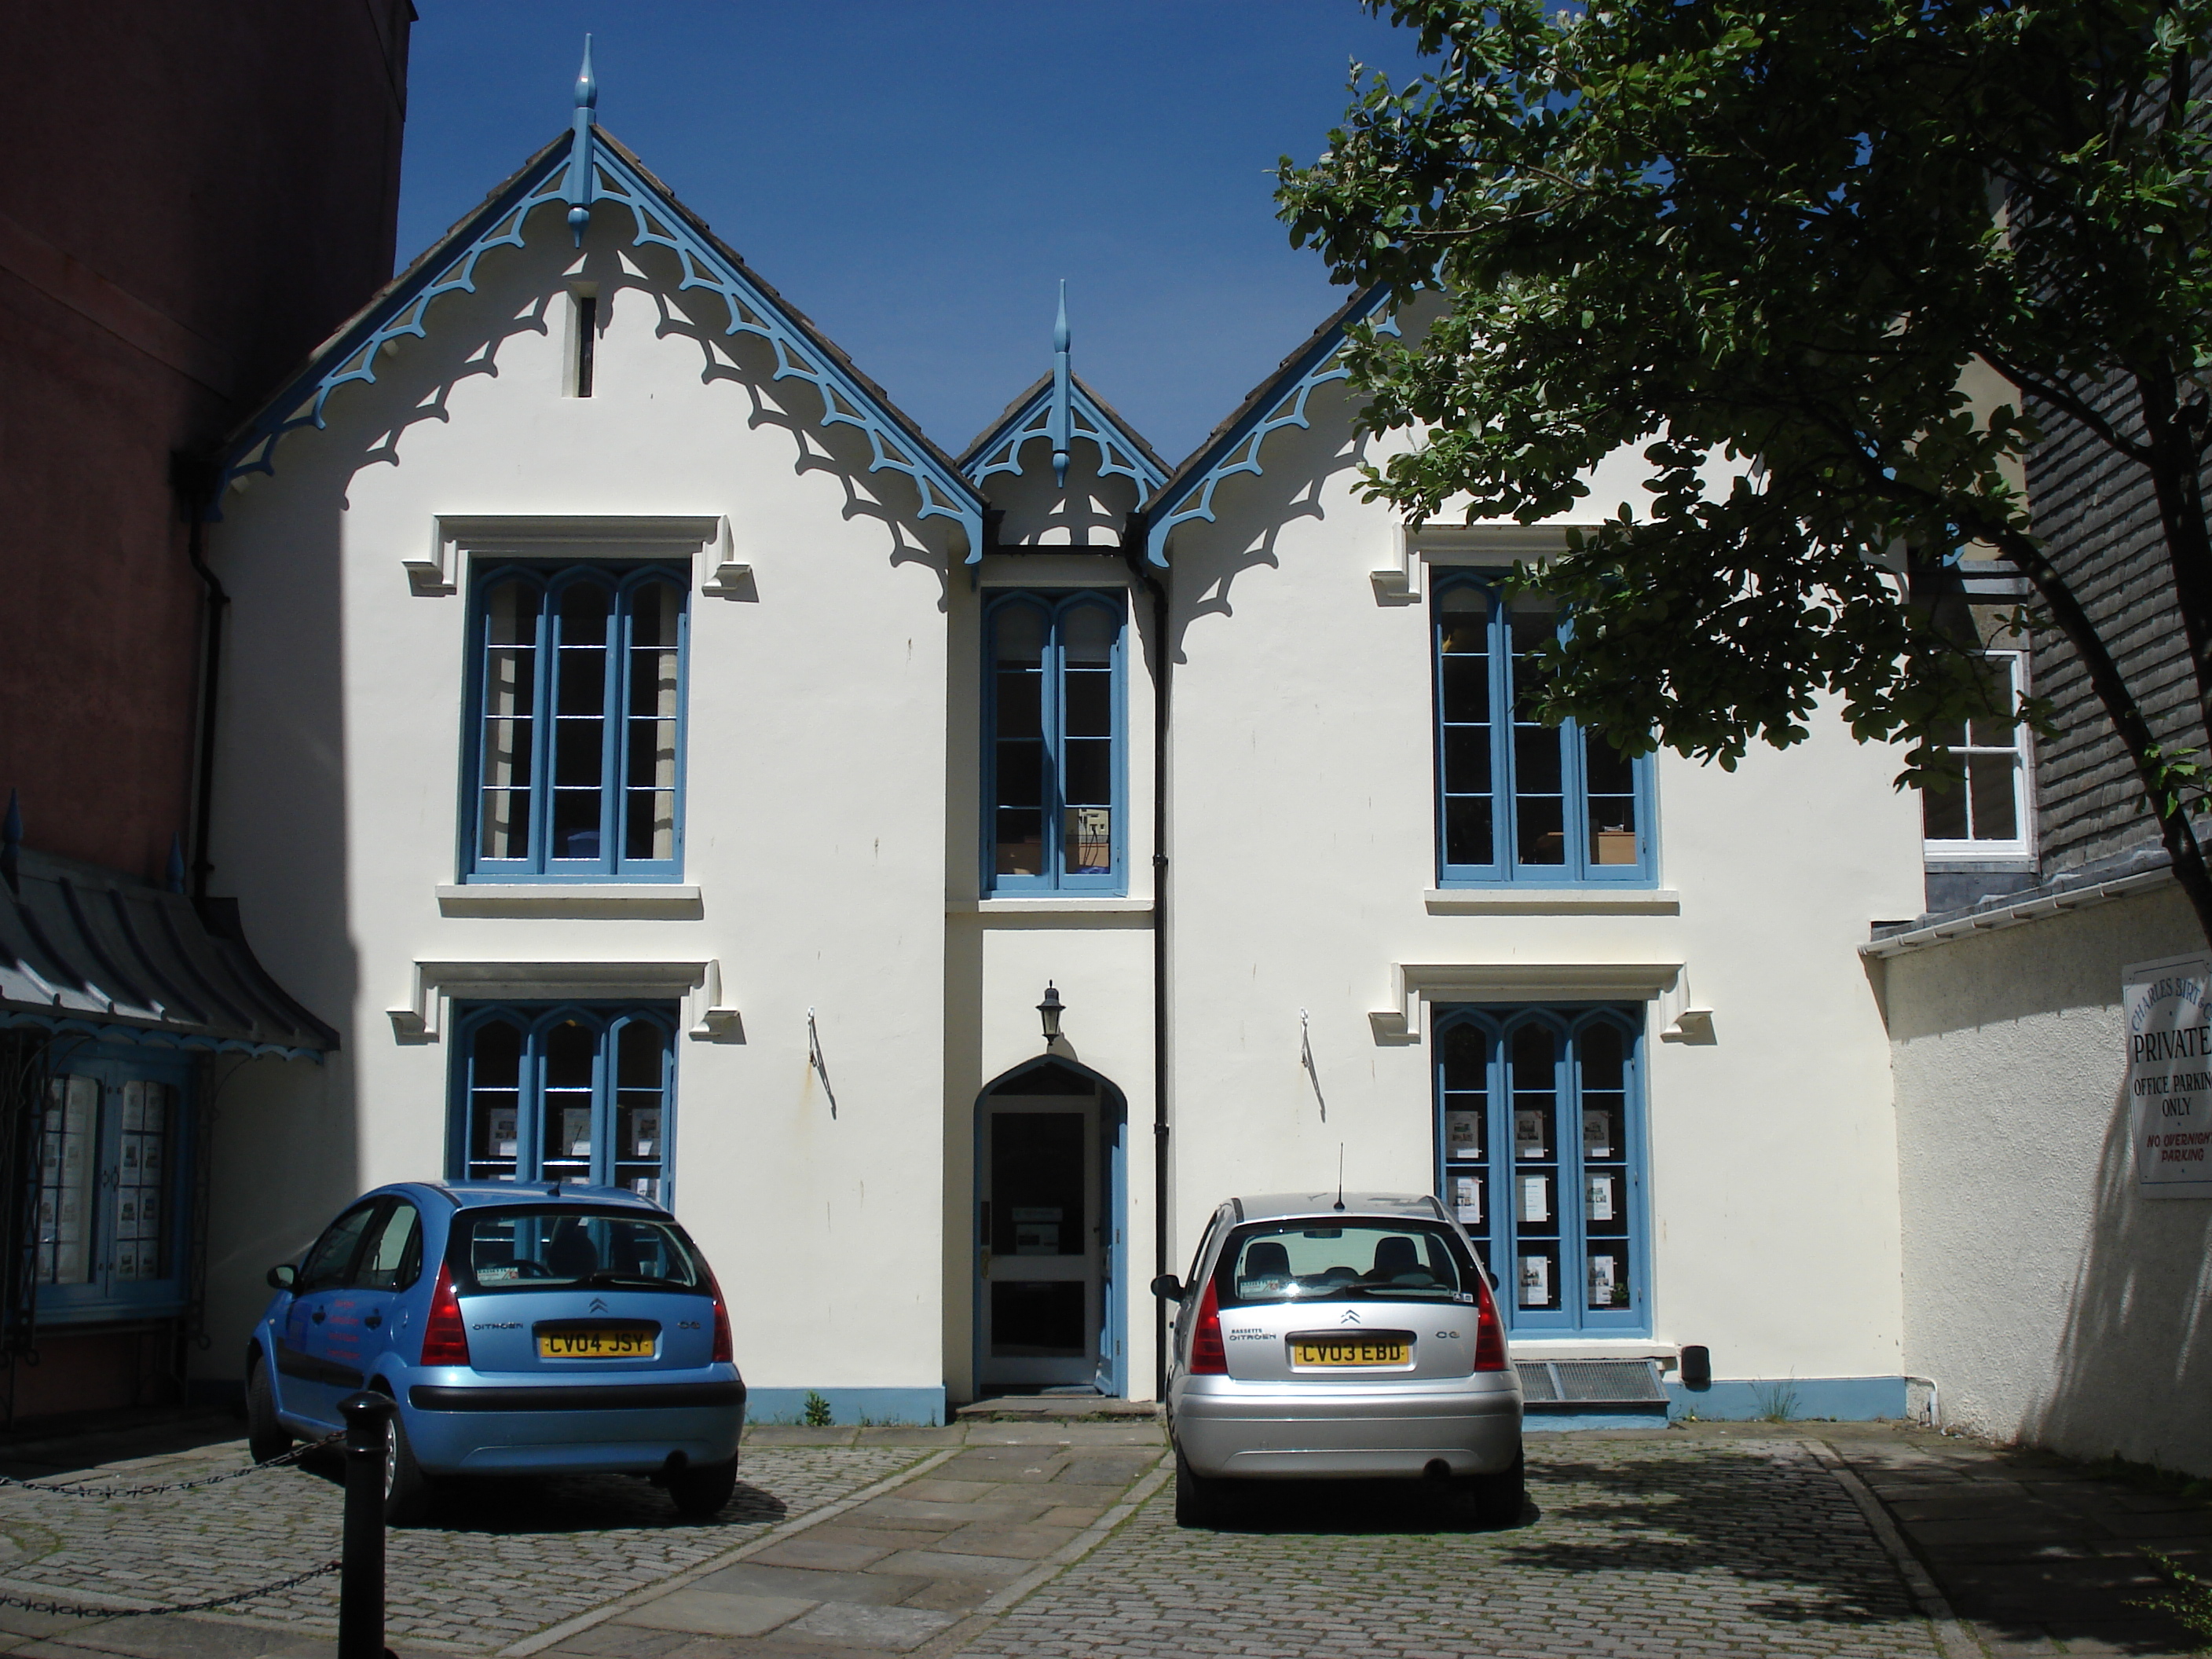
[1486,1269,1500,1291]
[266,1263,297,1291]
[1148,1273,1185,1302]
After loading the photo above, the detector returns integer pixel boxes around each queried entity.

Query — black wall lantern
[1037,981,1064,1046]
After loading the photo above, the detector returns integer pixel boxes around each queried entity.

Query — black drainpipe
[170,453,225,900]
[1126,526,1171,1400]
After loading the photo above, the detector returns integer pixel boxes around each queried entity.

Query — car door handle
[363,1312,381,1329]
[310,1309,325,1324]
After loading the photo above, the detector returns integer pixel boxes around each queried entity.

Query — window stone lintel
[1369,960,1687,1043]
[387,958,742,1045]
[407,514,738,597]
[1371,522,1590,604]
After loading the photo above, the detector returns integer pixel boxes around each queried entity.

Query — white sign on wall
[2123,954,2212,1199]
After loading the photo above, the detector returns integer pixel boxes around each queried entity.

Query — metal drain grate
[1514,1357,1668,1406]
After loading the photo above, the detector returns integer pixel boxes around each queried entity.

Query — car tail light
[1473,1268,1507,1372]
[1187,1277,1227,1375]
[704,1267,733,1364]
[419,1263,471,1367]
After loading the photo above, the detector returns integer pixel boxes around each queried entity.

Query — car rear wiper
[581,1270,693,1289]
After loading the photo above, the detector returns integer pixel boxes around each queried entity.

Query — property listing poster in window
[1587,1173,1616,1221]
[491,1111,519,1158]
[631,1108,661,1159]
[1519,1173,1551,1223]
[1518,1253,1551,1307]
[1445,1110,1482,1157]
[562,1108,592,1159]
[1588,1253,1618,1306]
[1452,1174,1481,1225]
[1583,1110,1613,1160]
[1514,1109,1547,1159]
[2125,954,2212,1198]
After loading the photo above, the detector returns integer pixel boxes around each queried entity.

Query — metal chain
[0,1557,339,1619]
[0,1432,346,1500]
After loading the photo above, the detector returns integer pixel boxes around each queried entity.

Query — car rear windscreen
[451,1207,705,1295]
[1215,1220,1478,1308]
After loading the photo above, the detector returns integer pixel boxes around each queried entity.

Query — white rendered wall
[1887,882,2212,1472]
[1157,382,1927,1390]
[201,200,957,1415]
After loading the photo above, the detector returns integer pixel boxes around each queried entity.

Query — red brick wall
[0,2,412,877]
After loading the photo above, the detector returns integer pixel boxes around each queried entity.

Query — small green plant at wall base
[1754,1379,1801,1423]
[802,1391,833,1427]
[2130,1551,2212,1651]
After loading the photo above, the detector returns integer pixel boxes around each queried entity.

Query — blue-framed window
[449,1004,676,1203]
[1434,574,1653,884]
[983,591,1126,894]
[35,1043,194,1322]
[1434,1005,1648,1334]
[463,563,687,881]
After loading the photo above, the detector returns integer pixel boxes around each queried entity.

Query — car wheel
[668,1456,738,1518]
[1467,1449,1525,1528]
[1173,1450,1226,1528]
[245,1357,291,1465]
[377,1398,435,1526]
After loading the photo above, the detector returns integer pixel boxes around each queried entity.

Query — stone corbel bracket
[388,958,745,1045]
[1369,960,1688,1045]
[408,514,733,598]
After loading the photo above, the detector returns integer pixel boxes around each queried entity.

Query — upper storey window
[1434,575,1653,885]
[465,564,687,881]
[1922,650,2031,858]
[985,591,1125,895]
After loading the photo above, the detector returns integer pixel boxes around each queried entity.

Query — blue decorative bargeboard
[217,56,982,554]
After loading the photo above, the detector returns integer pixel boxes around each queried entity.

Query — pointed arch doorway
[974,1057,1129,1397]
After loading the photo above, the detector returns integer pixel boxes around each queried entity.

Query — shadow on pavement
[1203,1476,1533,1536]
[291,1449,789,1534]
[1493,1447,1928,1631]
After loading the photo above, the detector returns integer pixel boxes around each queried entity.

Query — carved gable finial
[1050,280,1072,487]
[565,35,598,246]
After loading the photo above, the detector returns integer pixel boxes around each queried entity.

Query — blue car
[247,1181,746,1522]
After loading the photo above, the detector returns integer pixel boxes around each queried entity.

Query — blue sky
[397,2,1421,463]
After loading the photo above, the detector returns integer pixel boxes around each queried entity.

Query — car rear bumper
[1170,1373,1522,1480]
[398,1371,745,1475]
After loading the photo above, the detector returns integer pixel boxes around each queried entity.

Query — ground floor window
[449,1004,676,1201]
[35,1046,192,1319]
[1434,1004,1647,1334]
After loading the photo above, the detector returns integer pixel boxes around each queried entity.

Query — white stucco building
[192,82,1930,1425]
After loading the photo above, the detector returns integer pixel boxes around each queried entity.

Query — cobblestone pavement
[958,1435,1947,1659]
[0,1437,922,1650]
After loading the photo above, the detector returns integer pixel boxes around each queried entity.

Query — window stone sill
[1425,888,1679,916]
[1509,1338,1677,1362]
[949,897,1152,916]
[435,885,704,919]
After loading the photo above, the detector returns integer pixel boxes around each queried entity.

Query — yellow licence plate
[1292,1339,1410,1367]
[537,1328,654,1359]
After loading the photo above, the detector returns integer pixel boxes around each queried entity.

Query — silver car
[1152,1192,1523,1526]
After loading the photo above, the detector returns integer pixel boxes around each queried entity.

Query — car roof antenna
[1334,1145,1346,1212]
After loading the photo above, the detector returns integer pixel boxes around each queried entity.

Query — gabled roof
[961,371,1170,497]
[215,126,984,554]
[1140,286,1390,568]
[1,848,336,1060]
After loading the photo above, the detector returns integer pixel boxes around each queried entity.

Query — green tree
[1277,0,2212,939]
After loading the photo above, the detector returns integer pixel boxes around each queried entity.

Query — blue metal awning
[0,850,336,1060]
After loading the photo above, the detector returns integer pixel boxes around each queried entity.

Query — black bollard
[336,1390,395,1659]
